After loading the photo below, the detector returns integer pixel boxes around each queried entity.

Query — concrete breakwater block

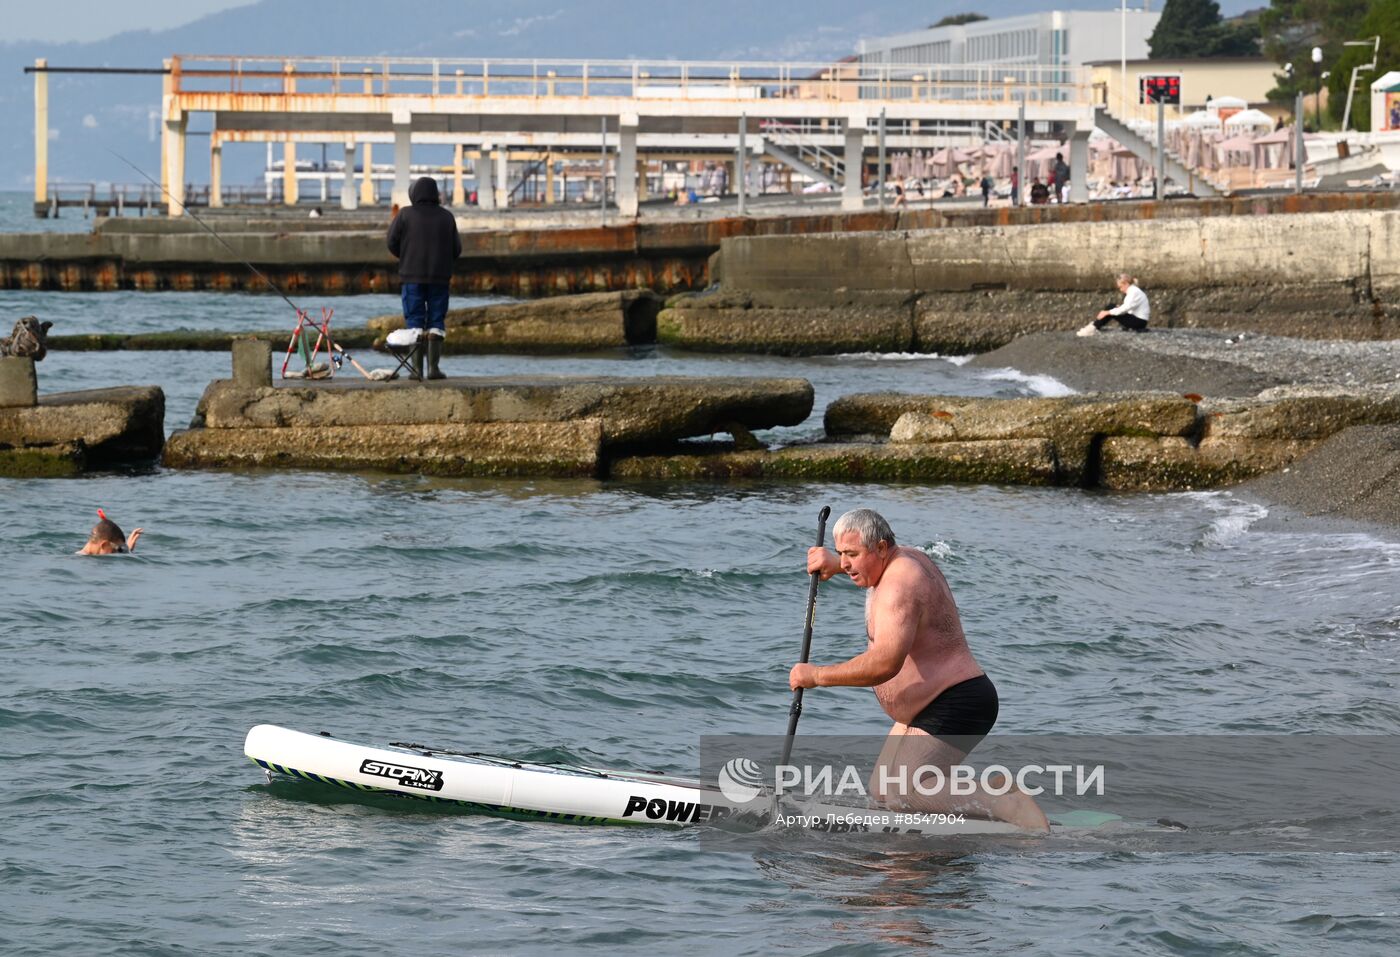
[164,420,603,478]
[1100,436,1319,490]
[191,375,813,448]
[0,357,38,407]
[611,439,1059,485]
[367,290,662,354]
[657,290,915,355]
[0,385,165,477]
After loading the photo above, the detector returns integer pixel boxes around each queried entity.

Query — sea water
[2,283,1398,956]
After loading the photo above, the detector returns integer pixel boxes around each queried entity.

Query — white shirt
[1110,284,1150,322]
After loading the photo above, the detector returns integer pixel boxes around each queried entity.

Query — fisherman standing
[790,508,1048,831]
[387,177,462,380]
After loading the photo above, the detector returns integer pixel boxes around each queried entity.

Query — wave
[975,367,1076,397]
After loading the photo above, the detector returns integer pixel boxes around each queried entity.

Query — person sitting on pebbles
[77,509,143,555]
[1078,273,1149,336]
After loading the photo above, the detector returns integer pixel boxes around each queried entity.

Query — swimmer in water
[77,509,143,555]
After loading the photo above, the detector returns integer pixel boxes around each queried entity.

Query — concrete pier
[7,192,1399,297]
[166,373,813,477]
[663,205,1400,353]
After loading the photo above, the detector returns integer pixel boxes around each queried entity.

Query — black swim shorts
[907,674,999,754]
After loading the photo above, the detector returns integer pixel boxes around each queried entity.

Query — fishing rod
[107,149,375,379]
[107,149,303,312]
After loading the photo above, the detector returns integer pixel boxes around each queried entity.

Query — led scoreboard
[1139,74,1182,105]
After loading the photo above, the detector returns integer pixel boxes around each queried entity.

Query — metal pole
[877,108,886,211]
[1119,0,1126,119]
[600,116,607,224]
[737,113,747,216]
[1016,100,1026,207]
[1295,92,1304,194]
[1155,97,1166,200]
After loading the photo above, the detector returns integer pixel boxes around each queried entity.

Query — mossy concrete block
[0,357,38,408]
[195,375,812,448]
[0,385,164,466]
[1201,392,1400,441]
[232,339,273,387]
[0,442,85,477]
[826,392,1198,442]
[163,419,603,478]
[1099,436,1317,490]
[656,302,913,355]
[610,439,1058,485]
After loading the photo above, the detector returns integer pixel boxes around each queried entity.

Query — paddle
[780,505,831,769]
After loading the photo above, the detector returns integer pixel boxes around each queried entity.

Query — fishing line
[106,148,303,313]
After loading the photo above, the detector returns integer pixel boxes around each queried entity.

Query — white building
[857,9,1160,70]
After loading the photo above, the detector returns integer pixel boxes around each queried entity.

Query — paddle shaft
[780,505,831,767]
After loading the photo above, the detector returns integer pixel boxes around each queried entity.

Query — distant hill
[1,0,1260,190]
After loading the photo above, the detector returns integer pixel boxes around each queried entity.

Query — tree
[931,13,988,28]
[1324,2,1400,131]
[1150,0,1260,58]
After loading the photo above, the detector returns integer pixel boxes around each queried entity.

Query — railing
[760,120,845,178]
[171,54,1095,106]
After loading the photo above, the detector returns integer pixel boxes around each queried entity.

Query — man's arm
[790,572,918,689]
[386,213,404,258]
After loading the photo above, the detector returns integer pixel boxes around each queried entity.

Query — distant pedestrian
[980,174,993,206]
[1029,179,1049,205]
[892,182,907,208]
[387,176,462,380]
[1053,153,1071,203]
[77,509,142,556]
[1078,273,1149,336]
[1010,166,1020,206]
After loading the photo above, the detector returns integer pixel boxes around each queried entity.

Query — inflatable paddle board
[245,724,1052,835]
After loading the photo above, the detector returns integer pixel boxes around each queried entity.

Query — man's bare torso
[867,547,984,724]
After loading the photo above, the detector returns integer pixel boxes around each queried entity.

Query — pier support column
[1069,127,1091,204]
[495,148,509,209]
[452,143,465,207]
[209,138,223,208]
[616,115,638,218]
[360,142,375,206]
[282,141,298,206]
[842,118,866,212]
[33,58,48,212]
[165,111,187,216]
[342,142,358,210]
[281,64,298,207]
[545,154,556,205]
[477,146,497,210]
[391,114,412,208]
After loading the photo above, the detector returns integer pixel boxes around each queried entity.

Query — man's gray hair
[832,508,897,549]
[1116,272,1135,284]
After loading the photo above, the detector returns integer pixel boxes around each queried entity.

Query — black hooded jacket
[386,177,462,284]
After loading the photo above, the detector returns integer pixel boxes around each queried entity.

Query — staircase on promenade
[760,120,844,188]
[1094,106,1220,197]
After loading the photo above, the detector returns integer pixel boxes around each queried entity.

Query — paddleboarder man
[790,508,1048,831]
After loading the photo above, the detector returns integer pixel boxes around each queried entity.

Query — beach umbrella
[1182,109,1221,129]
[1223,108,1274,132]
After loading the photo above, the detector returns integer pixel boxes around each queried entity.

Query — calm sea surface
[2,282,1399,954]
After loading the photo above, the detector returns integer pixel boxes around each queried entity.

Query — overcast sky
[3,0,256,44]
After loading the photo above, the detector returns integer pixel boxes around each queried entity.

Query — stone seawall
[8,191,1398,297]
[661,209,1400,353]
